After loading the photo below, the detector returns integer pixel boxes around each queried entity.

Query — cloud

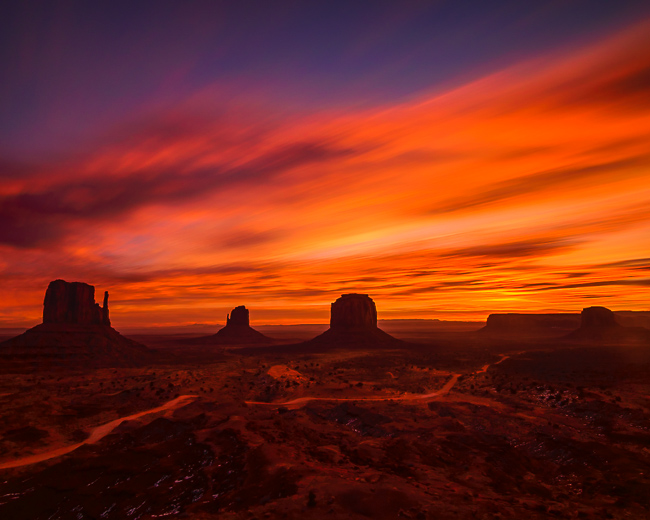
[597,257,650,269]
[429,154,650,215]
[535,279,650,291]
[577,64,650,109]
[3,20,650,325]
[535,32,650,112]
[0,139,358,248]
[442,238,579,259]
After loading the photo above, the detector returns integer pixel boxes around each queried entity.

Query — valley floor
[0,334,649,519]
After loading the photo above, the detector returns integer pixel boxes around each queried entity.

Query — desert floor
[0,326,649,519]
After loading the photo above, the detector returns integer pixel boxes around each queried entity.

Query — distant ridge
[482,310,650,339]
[481,313,580,337]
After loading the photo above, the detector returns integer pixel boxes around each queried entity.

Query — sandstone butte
[196,305,272,345]
[566,306,650,344]
[0,280,152,369]
[307,294,401,347]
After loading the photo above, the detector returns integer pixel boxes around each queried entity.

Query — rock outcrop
[580,306,619,331]
[482,313,580,338]
[330,294,378,329]
[0,280,152,370]
[196,305,272,345]
[226,306,250,327]
[566,306,650,344]
[43,280,110,326]
[307,294,401,348]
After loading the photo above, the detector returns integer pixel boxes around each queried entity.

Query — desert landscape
[0,284,648,519]
[3,2,650,519]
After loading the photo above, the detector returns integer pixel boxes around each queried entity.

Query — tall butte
[308,294,400,347]
[43,279,111,326]
[566,306,650,344]
[0,280,152,369]
[330,293,378,329]
[196,305,272,344]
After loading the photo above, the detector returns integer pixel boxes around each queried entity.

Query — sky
[2,0,650,329]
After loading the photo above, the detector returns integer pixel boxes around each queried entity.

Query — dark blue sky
[2,0,650,159]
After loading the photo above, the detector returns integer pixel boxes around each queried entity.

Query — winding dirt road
[246,373,461,408]
[0,355,513,468]
[0,394,197,470]
[246,354,510,408]
[474,354,510,374]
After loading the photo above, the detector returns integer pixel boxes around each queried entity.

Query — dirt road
[0,394,197,470]
[246,354,511,408]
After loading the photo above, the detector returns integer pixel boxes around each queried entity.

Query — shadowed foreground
[0,327,649,519]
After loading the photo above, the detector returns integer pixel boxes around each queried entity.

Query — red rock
[307,294,400,348]
[196,306,271,345]
[330,294,377,329]
[0,280,152,369]
[580,306,619,330]
[566,306,650,344]
[43,280,110,326]
[483,313,580,337]
[226,306,250,327]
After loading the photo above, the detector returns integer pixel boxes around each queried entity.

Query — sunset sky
[2,1,650,329]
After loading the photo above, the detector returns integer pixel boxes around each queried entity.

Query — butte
[195,305,272,345]
[566,306,650,344]
[0,280,152,370]
[305,294,402,348]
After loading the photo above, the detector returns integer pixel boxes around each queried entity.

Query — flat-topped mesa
[226,306,249,327]
[483,313,580,337]
[580,306,620,331]
[330,294,377,329]
[43,280,110,326]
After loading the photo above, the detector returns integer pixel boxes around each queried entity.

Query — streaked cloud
[2,20,650,326]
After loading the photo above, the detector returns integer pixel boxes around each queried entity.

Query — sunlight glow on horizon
[2,18,650,328]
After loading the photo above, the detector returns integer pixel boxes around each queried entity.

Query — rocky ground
[0,332,649,519]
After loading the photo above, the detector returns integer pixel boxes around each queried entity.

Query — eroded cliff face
[43,280,110,326]
[204,306,271,344]
[580,306,620,331]
[483,313,580,337]
[300,294,399,348]
[566,306,650,344]
[330,294,378,329]
[226,306,250,327]
[0,280,152,369]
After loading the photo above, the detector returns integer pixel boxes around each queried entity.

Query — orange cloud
[2,21,650,327]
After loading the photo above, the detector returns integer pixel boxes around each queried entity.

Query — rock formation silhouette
[307,294,401,347]
[566,306,650,344]
[482,313,580,338]
[196,305,272,344]
[0,280,152,369]
[43,279,111,326]
[581,306,619,330]
[330,293,378,329]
